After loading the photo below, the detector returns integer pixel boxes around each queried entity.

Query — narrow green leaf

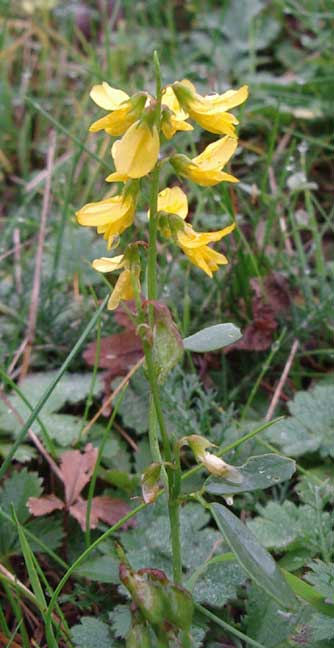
[210,502,297,609]
[205,454,296,496]
[183,323,242,352]
[282,570,334,617]
[14,515,47,612]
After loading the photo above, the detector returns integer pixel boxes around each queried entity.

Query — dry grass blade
[266,338,299,421]
[19,131,56,382]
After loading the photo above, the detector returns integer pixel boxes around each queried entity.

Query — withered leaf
[61,443,98,506]
[69,495,133,531]
[28,494,64,516]
[69,497,100,530]
[250,273,291,316]
[229,301,277,352]
[91,495,134,529]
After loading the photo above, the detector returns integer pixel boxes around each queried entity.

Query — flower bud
[179,434,242,481]
[120,564,168,627]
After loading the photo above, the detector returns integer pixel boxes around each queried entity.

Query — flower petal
[90,82,129,110]
[107,269,134,310]
[92,255,125,273]
[113,121,160,178]
[157,187,188,220]
[193,137,238,170]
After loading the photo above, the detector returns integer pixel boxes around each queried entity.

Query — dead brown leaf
[28,494,64,516]
[250,273,291,316]
[69,495,133,531]
[69,497,100,530]
[61,443,98,506]
[91,495,134,528]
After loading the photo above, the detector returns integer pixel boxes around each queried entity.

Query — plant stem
[147,163,160,316]
[168,498,182,583]
[144,50,183,584]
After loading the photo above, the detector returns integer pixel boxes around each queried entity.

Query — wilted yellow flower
[179,435,242,480]
[111,120,160,179]
[92,255,139,310]
[160,86,193,139]
[76,187,137,249]
[156,186,235,276]
[170,136,239,186]
[89,82,148,136]
[173,80,248,136]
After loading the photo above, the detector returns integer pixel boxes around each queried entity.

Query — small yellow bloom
[112,121,160,179]
[160,86,193,139]
[156,186,235,276]
[156,186,188,220]
[170,136,239,186]
[173,80,248,136]
[89,82,147,137]
[92,255,139,310]
[177,223,235,277]
[76,190,137,249]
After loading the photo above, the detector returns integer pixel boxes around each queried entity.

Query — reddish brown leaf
[83,331,142,371]
[91,495,134,529]
[27,494,64,516]
[69,497,100,530]
[250,273,291,316]
[60,443,98,506]
[69,495,134,531]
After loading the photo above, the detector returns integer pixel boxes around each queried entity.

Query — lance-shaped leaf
[183,323,242,353]
[141,463,162,504]
[211,502,297,609]
[205,454,296,496]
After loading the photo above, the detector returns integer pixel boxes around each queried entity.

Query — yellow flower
[170,136,239,186]
[156,186,188,220]
[76,189,137,249]
[89,82,148,136]
[177,223,235,277]
[111,120,160,179]
[160,86,193,139]
[92,255,139,310]
[156,186,235,276]
[172,79,248,136]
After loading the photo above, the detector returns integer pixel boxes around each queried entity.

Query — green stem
[144,50,183,584]
[168,498,182,583]
[147,162,160,319]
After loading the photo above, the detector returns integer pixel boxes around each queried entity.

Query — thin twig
[265,338,299,421]
[114,421,138,451]
[80,357,144,438]
[0,391,63,483]
[19,131,56,381]
[13,228,22,295]
[7,338,28,377]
